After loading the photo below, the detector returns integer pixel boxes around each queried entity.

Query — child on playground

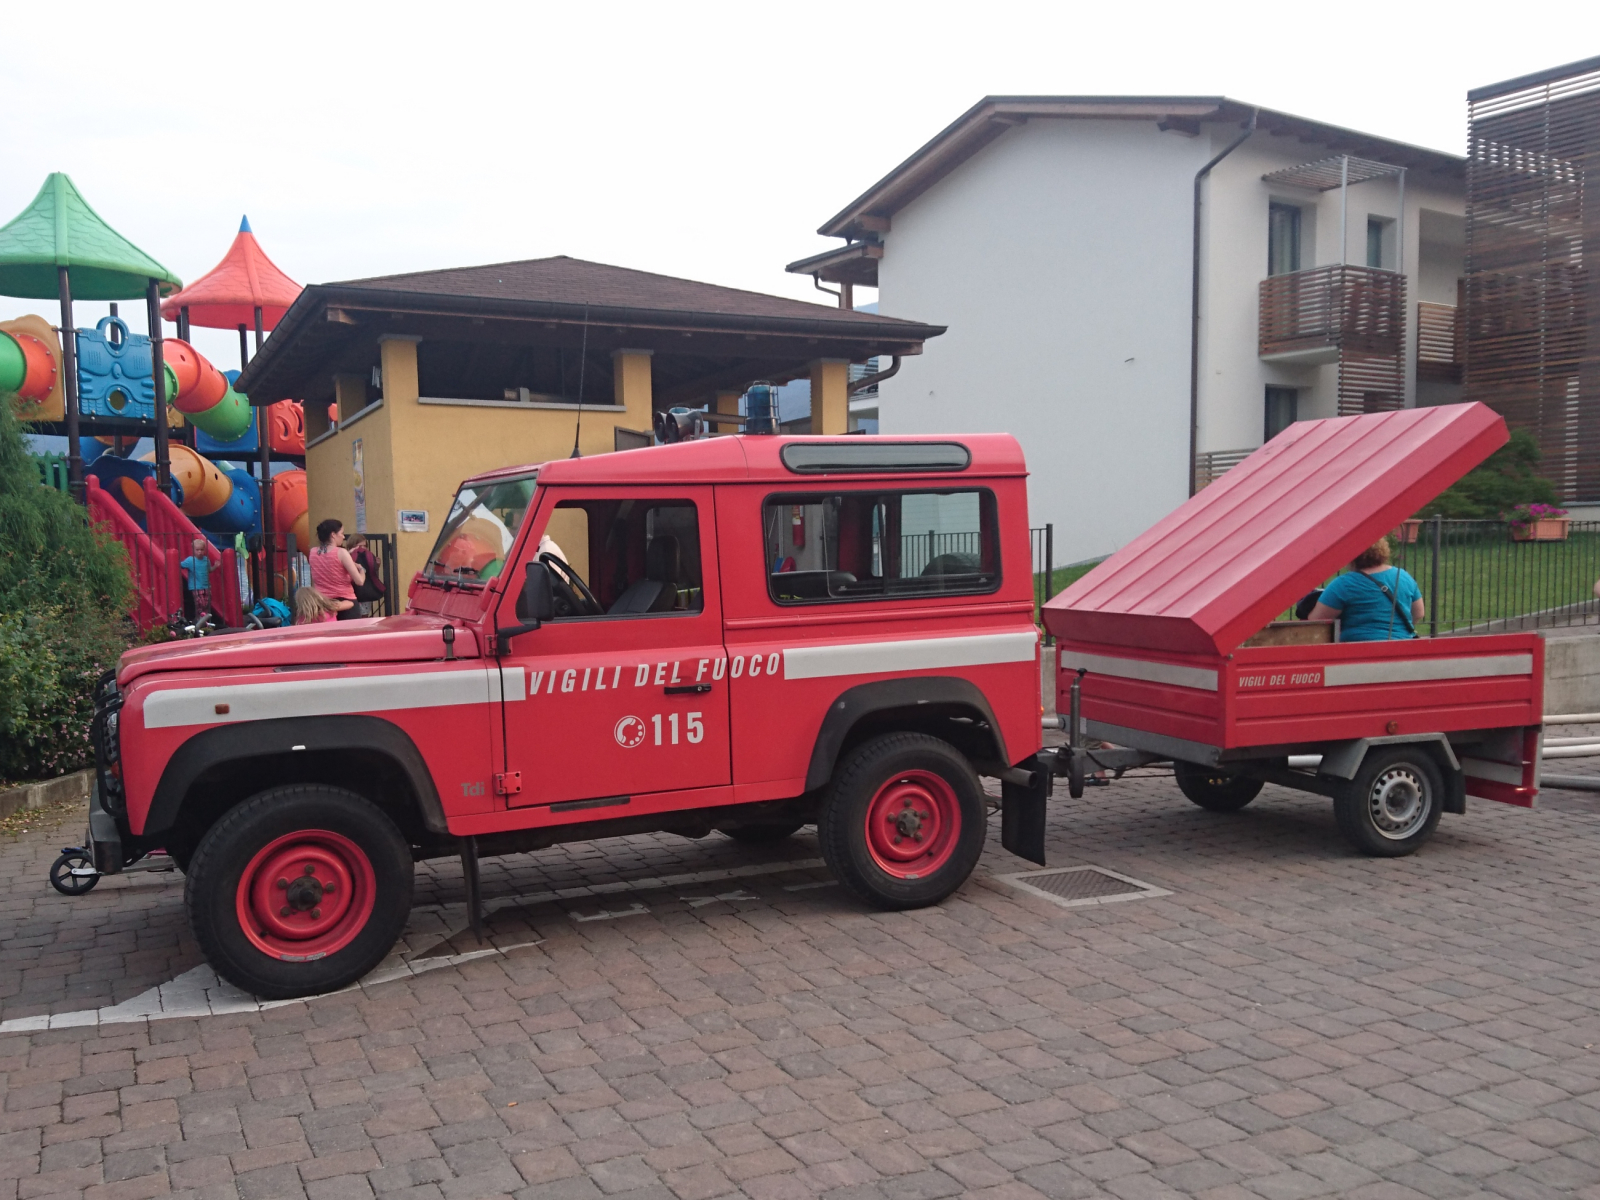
[293,586,338,625]
[178,538,212,621]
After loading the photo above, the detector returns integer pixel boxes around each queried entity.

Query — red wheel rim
[864,770,961,879]
[236,830,376,961]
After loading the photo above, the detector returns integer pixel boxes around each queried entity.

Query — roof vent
[780,441,970,474]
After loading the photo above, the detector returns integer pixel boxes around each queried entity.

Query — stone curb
[0,768,92,821]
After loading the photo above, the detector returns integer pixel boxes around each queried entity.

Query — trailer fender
[1317,734,1466,815]
[144,715,449,841]
[804,677,1009,793]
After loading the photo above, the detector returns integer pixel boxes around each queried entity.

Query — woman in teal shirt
[1309,538,1424,642]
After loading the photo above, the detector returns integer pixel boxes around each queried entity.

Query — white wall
[876,119,1205,565]
[873,116,1463,566]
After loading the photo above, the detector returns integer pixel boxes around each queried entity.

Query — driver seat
[608,535,681,615]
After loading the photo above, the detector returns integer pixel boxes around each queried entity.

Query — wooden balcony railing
[1259,264,1406,361]
[1194,447,1254,489]
[1417,301,1463,382]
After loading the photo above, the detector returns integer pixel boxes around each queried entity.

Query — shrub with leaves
[1418,428,1559,520]
[0,401,134,783]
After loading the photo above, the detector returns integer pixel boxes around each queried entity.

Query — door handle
[665,684,712,695]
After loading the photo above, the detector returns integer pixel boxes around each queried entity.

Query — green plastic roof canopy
[0,173,181,300]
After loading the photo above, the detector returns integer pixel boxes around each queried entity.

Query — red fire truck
[76,405,1542,999]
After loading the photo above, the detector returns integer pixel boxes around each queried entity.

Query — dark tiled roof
[335,255,912,329]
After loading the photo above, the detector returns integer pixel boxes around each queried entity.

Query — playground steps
[85,476,243,631]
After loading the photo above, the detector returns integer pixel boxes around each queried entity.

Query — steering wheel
[539,552,604,617]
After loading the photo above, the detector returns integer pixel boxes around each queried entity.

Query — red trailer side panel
[1042,405,1509,656]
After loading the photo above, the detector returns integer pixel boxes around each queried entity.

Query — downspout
[848,355,901,395]
[1188,108,1258,495]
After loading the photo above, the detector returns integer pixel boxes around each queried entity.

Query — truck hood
[117,614,480,686]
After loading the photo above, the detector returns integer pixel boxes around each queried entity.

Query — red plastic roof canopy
[160,217,301,330]
[1043,404,1509,656]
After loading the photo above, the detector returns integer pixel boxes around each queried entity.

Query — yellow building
[237,256,942,585]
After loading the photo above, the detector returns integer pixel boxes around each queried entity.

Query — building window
[1265,387,1298,441]
[1268,203,1302,276]
[1366,217,1394,269]
[763,490,999,604]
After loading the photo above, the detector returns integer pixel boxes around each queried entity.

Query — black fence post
[1430,514,1441,638]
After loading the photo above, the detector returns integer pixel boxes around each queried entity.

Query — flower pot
[1391,519,1423,544]
[1511,518,1569,542]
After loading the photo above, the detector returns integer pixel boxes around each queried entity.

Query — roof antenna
[570,305,589,458]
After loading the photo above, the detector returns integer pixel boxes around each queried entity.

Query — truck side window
[523,498,704,619]
[763,489,999,604]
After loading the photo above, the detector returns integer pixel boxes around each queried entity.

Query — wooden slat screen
[1417,302,1463,382]
[1465,58,1600,502]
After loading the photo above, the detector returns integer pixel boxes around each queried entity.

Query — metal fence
[254,532,400,619]
[1387,517,1600,635]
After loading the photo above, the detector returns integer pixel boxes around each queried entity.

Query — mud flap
[1001,756,1049,866]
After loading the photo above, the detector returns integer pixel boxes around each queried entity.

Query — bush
[1419,428,1559,520]
[0,401,134,784]
[0,606,129,781]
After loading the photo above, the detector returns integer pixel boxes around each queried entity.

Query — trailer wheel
[185,785,413,1000]
[1173,761,1263,812]
[1334,747,1443,857]
[818,733,985,910]
[723,822,805,844]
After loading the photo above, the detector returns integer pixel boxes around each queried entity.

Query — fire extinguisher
[792,505,805,548]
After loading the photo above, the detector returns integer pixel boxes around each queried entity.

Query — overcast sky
[1,0,1589,371]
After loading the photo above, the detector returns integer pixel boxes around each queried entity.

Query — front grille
[90,670,124,816]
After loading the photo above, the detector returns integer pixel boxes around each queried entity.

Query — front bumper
[86,781,123,875]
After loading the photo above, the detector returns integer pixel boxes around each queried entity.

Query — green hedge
[0,402,134,784]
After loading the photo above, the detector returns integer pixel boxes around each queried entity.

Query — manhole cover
[995,865,1170,910]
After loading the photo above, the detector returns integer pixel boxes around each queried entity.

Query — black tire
[185,785,413,999]
[818,733,986,910]
[722,822,805,844]
[1333,746,1444,857]
[1173,761,1264,812]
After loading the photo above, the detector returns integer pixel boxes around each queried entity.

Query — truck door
[495,486,730,808]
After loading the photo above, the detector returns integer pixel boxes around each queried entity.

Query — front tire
[1173,761,1263,812]
[1333,747,1444,857]
[185,785,413,999]
[818,733,986,910]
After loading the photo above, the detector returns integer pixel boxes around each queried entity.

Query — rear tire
[1173,761,1263,812]
[1334,746,1443,857]
[722,822,805,844]
[185,785,413,999]
[818,733,985,910]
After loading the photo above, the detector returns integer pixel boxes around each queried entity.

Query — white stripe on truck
[1323,654,1532,688]
[143,667,523,729]
[782,631,1036,681]
[1057,652,1219,693]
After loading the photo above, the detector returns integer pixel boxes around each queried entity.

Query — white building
[787,97,1466,564]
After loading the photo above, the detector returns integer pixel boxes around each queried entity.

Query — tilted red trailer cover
[1042,405,1543,805]
[1044,404,1509,656]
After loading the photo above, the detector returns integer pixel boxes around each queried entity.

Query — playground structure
[0,175,312,630]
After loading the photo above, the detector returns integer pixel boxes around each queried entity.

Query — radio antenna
[570,305,589,458]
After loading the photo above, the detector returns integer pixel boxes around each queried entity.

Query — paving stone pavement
[4,771,1600,1200]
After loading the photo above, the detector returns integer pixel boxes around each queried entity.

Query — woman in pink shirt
[309,519,366,620]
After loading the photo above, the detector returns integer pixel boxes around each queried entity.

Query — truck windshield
[424,474,538,585]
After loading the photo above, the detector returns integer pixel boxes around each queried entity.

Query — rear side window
[763,490,999,604]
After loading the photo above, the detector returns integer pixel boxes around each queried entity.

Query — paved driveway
[3,773,1600,1200]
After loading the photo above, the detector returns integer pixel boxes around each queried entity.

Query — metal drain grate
[995,865,1171,910]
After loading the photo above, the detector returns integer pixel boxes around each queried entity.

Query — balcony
[1259,264,1406,364]
[1194,448,1254,489]
[1416,301,1463,383]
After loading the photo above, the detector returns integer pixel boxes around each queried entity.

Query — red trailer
[1042,403,1543,856]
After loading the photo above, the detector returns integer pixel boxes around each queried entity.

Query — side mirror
[524,560,555,623]
[495,561,555,654]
